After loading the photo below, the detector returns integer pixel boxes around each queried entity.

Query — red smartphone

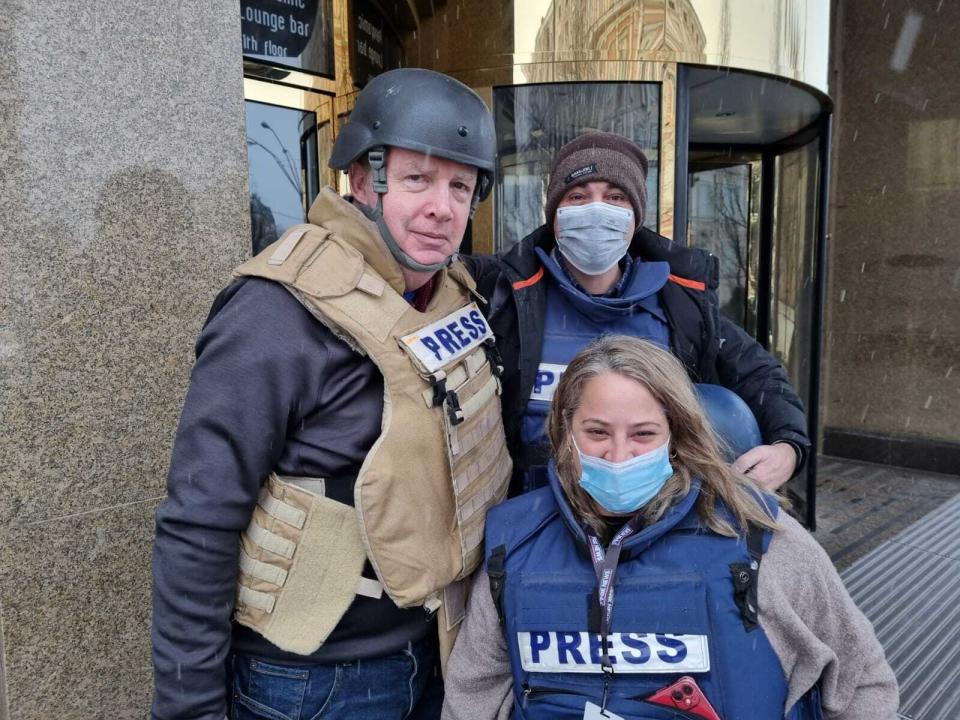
[646,676,722,720]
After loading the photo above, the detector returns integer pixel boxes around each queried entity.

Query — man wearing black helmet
[151,69,511,720]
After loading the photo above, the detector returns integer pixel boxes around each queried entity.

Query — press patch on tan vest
[399,302,493,373]
[233,210,512,656]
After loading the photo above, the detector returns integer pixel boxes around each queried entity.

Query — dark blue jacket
[520,247,670,453]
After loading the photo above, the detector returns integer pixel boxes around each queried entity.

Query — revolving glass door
[680,66,831,527]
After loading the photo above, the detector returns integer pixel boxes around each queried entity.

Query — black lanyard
[584,517,642,670]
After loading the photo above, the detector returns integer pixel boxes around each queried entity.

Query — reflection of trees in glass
[494,83,661,250]
[245,102,321,246]
[688,165,749,326]
[745,164,761,337]
[248,120,304,197]
[714,171,748,323]
[771,141,819,402]
[250,194,279,255]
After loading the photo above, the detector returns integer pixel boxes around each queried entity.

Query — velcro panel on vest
[443,358,512,577]
[234,225,334,287]
[296,242,403,343]
[514,573,712,674]
[234,474,367,655]
[295,239,366,299]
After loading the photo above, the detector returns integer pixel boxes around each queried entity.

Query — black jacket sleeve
[151,279,327,720]
[715,316,811,465]
[460,253,503,306]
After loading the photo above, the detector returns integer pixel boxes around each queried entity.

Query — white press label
[529,363,567,402]
[400,303,493,373]
[518,632,710,674]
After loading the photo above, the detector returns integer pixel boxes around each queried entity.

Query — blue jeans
[229,637,443,720]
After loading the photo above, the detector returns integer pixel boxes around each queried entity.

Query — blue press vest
[517,251,765,492]
[520,251,670,473]
[485,465,822,720]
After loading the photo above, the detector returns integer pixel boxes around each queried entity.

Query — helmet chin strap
[363,149,454,274]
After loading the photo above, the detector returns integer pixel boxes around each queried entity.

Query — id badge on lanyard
[583,701,625,720]
[584,517,641,713]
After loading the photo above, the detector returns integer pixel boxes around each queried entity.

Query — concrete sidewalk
[813,456,960,571]
[812,456,960,720]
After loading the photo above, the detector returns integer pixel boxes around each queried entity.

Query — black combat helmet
[329,68,496,273]
[329,67,496,200]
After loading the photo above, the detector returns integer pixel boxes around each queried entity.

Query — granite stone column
[0,2,251,718]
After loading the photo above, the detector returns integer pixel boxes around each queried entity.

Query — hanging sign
[350,0,404,87]
[241,0,334,78]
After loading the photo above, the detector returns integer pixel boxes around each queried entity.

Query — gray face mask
[555,202,634,275]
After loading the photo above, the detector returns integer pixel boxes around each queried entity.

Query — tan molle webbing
[234,196,511,618]
[440,363,513,573]
[234,474,368,656]
[244,519,296,559]
[257,486,307,529]
[239,549,288,588]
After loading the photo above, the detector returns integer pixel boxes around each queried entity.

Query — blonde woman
[443,336,897,720]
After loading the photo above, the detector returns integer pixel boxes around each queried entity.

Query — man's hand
[732,443,797,491]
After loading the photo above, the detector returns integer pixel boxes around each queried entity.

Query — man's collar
[402,275,438,311]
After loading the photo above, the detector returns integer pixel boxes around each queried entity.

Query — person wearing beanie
[463,131,809,495]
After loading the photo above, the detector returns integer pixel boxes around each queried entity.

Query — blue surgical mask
[576,437,674,514]
[555,202,633,275]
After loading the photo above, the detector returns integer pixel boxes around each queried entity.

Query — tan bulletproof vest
[229,194,511,656]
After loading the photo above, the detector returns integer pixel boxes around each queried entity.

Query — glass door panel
[493,82,661,252]
[244,95,333,254]
[687,158,761,334]
[770,138,821,512]
[687,142,821,524]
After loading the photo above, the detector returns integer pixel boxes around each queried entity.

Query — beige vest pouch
[233,474,368,655]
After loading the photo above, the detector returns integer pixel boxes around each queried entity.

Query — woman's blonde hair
[547,335,779,539]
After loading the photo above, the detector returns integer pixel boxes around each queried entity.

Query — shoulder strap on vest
[723,488,778,630]
[730,523,767,631]
[235,223,377,300]
[447,259,479,295]
[487,544,507,625]
[485,488,558,561]
[234,223,401,354]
